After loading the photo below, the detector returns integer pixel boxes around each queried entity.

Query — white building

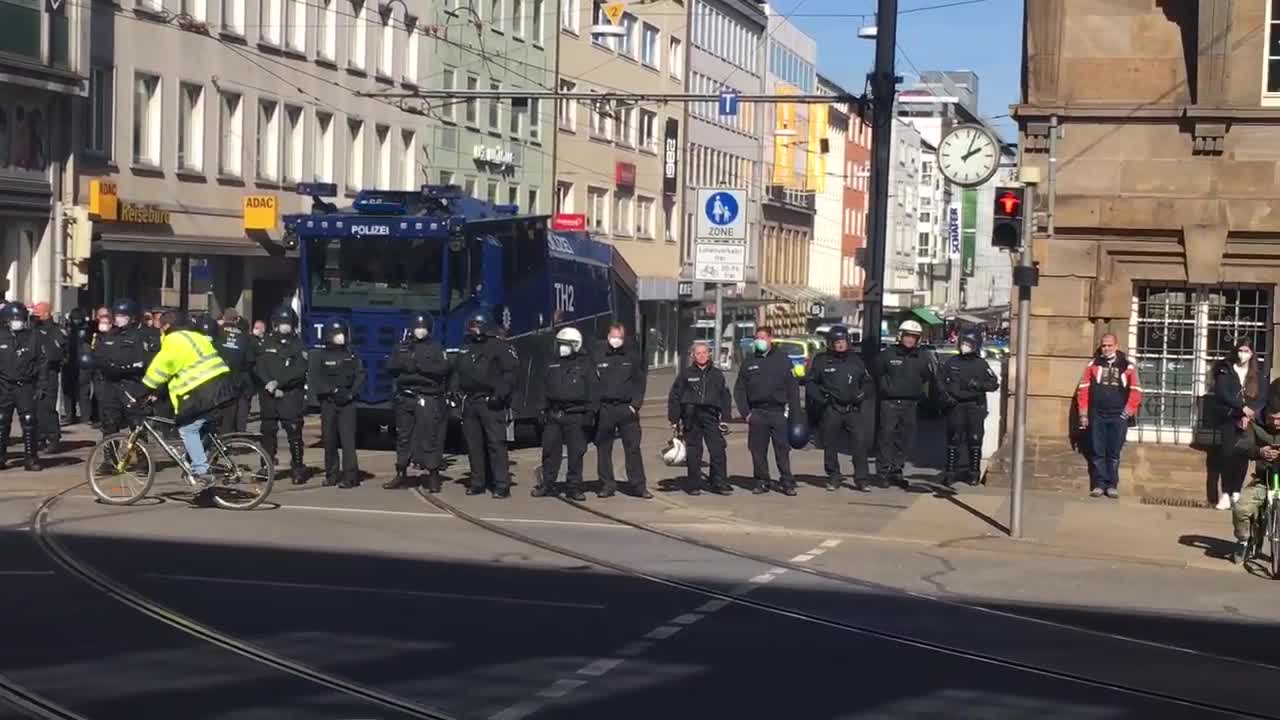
[809,74,848,300]
[883,117,923,319]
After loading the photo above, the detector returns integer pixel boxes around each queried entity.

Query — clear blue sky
[789,0,1023,139]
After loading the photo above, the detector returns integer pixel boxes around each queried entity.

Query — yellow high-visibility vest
[142,329,230,411]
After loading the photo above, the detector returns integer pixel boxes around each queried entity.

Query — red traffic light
[996,191,1021,217]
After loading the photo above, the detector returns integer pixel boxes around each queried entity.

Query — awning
[910,307,944,326]
[760,285,832,305]
[95,231,297,258]
[953,313,985,325]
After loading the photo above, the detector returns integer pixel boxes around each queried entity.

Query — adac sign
[88,178,170,225]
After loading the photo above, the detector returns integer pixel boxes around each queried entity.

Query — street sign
[695,188,746,242]
[694,244,745,282]
[552,213,586,231]
[718,91,739,117]
[602,1,625,24]
[677,281,694,297]
[808,303,825,318]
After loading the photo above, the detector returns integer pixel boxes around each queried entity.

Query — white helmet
[661,437,687,466]
[554,326,584,353]
[899,319,924,336]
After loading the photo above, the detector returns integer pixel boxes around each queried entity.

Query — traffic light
[992,186,1024,250]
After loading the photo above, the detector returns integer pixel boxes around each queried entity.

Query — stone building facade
[1007,0,1280,500]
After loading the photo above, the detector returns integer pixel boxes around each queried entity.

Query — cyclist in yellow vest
[141,311,236,489]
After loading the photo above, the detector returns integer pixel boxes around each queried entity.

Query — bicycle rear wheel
[207,438,274,510]
[1268,502,1280,580]
[86,433,156,505]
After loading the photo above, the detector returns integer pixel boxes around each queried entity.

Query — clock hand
[961,147,983,161]
[964,132,977,155]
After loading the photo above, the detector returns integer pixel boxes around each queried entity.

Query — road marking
[791,553,816,562]
[0,570,55,576]
[615,641,653,657]
[148,574,606,610]
[697,598,730,613]
[644,625,683,640]
[489,701,542,720]
[819,538,843,549]
[493,517,633,530]
[286,505,453,519]
[577,658,624,676]
[808,548,827,557]
[286,504,629,530]
[537,679,587,698]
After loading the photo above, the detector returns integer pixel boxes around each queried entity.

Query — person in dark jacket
[873,319,935,488]
[62,308,90,424]
[1213,341,1265,510]
[1076,333,1143,498]
[93,299,158,443]
[533,327,598,500]
[384,312,449,491]
[30,302,66,453]
[308,319,365,489]
[734,326,803,496]
[81,306,111,426]
[454,313,519,498]
[668,340,733,496]
[593,323,651,498]
[253,305,309,484]
[938,328,1001,487]
[215,308,253,435]
[0,303,47,470]
[807,325,873,491]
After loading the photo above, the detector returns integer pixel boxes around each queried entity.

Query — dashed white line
[808,548,828,557]
[537,679,587,699]
[644,625,683,640]
[489,701,542,720]
[749,573,777,584]
[669,613,703,625]
[697,598,731,613]
[615,640,653,657]
[0,570,55,576]
[819,539,843,549]
[577,658,625,677]
[791,553,816,562]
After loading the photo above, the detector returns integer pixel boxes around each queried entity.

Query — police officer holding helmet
[668,340,733,496]
[939,327,1000,486]
[384,312,449,492]
[93,299,157,444]
[734,326,804,496]
[533,327,597,500]
[807,325,873,491]
[873,319,936,488]
[455,313,519,498]
[0,303,47,470]
[253,305,309,484]
[309,319,365,488]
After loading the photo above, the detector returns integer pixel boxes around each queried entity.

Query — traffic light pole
[861,0,898,363]
[1010,181,1037,540]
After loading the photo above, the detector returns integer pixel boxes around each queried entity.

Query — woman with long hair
[1214,340,1265,510]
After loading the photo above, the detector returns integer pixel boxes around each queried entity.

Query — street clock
[937,124,1001,188]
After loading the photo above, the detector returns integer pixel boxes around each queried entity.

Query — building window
[347,118,365,190]
[532,0,544,42]
[641,23,659,68]
[86,66,114,158]
[218,90,243,176]
[286,0,305,50]
[404,24,420,84]
[1268,0,1280,95]
[378,8,394,77]
[507,184,519,207]
[613,191,632,236]
[528,98,542,142]
[616,13,636,58]
[283,105,303,183]
[636,195,654,238]
[348,0,367,71]
[638,109,656,151]
[919,211,931,223]
[509,98,524,137]
[486,180,500,203]
[261,0,283,45]
[512,0,524,37]
[178,82,204,172]
[527,187,539,214]
[401,129,417,190]
[465,74,479,125]
[591,0,609,46]
[557,79,576,130]
[441,68,457,121]
[587,186,608,231]
[488,81,502,131]
[555,181,573,213]
[182,0,207,23]
[131,73,162,167]
[256,99,280,181]
[669,36,682,77]
[560,0,577,32]
[1131,284,1272,444]
[222,0,245,34]
[439,170,454,186]
[464,176,477,197]
[319,0,337,60]
[916,232,930,259]
[490,0,504,31]
[375,124,391,188]
[664,200,676,243]
[613,104,633,146]
[314,111,334,182]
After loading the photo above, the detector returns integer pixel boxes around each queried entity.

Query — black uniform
[62,314,90,423]
[807,349,873,488]
[734,347,803,493]
[386,332,449,488]
[308,334,365,488]
[214,323,252,434]
[0,324,47,469]
[251,332,309,478]
[938,352,999,485]
[668,362,732,495]
[79,321,108,424]
[873,343,934,486]
[33,319,67,450]
[593,340,648,496]
[535,345,597,498]
[454,332,519,495]
[93,325,156,437]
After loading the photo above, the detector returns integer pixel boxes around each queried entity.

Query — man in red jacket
[1076,334,1143,498]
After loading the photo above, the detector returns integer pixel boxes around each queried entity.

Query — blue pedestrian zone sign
[718,91,740,117]
[705,191,739,226]
[695,188,747,241]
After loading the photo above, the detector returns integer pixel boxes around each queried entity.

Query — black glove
[331,389,353,405]
[486,395,506,411]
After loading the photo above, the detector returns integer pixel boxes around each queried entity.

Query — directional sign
[695,188,746,242]
[718,91,739,117]
[694,244,746,283]
[602,1,625,25]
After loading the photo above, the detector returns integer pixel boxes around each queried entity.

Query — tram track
[0,673,88,720]
[417,488,1280,720]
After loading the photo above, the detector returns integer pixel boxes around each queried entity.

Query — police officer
[0,303,46,470]
[734,326,803,496]
[93,299,157,442]
[593,323,651,499]
[253,305,309,484]
[309,319,365,489]
[63,308,90,424]
[384,313,449,491]
[668,340,733,496]
[213,309,252,434]
[533,327,597,501]
[807,325,873,492]
[82,306,112,426]
[873,319,935,489]
[30,302,66,454]
[939,328,1000,486]
[454,313,518,498]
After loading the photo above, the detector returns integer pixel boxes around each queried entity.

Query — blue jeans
[1088,415,1128,490]
[179,416,210,476]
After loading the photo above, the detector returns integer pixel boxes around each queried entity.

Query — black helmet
[827,325,850,350]
[1,302,29,322]
[323,318,349,344]
[112,299,140,322]
[410,312,433,330]
[194,315,219,338]
[68,308,86,325]
[787,421,812,450]
[959,327,983,350]
[465,312,488,338]
[269,305,298,328]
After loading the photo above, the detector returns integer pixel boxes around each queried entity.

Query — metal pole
[714,283,724,367]
[1010,182,1037,539]
[860,0,898,363]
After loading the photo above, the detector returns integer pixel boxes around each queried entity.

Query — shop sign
[552,214,586,231]
[117,203,171,225]
[615,162,636,189]
[89,179,118,220]
[662,118,679,195]
[243,194,279,231]
[473,144,515,169]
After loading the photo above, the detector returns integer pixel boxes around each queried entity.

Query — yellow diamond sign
[603,1,625,25]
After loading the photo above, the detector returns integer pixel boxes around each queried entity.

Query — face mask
[413,328,429,340]
[332,333,345,346]
[277,323,292,335]
[114,315,130,329]
[1239,351,1253,365]
[8,320,24,332]
[98,321,111,333]
[252,327,265,337]
[558,344,571,358]
[607,336,624,349]
[753,339,770,353]
[959,342,974,355]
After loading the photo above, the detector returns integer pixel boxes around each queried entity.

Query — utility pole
[1010,174,1039,539]
[861,0,898,362]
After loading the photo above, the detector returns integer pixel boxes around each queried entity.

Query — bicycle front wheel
[86,433,156,505]
[207,438,274,510]
[1268,502,1280,580]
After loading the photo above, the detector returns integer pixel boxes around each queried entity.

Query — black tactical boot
[291,465,308,485]
[826,475,842,492]
[631,483,653,499]
[530,483,551,497]
[466,485,487,496]
[338,470,357,489]
[968,446,984,486]
[383,467,414,489]
[21,421,40,472]
[942,446,959,487]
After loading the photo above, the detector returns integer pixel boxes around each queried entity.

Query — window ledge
[255,178,281,189]
[316,55,338,68]
[589,133,612,145]
[258,39,283,53]
[346,65,368,77]
[560,27,579,38]
[400,77,419,88]
[638,146,657,156]
[130,162,164,176]
[512,34,525,42]
[282,46,307,60]
[558,125,576,134]
[80,153,116,170]
[533,41,544,49]
[175,168,207,182]
[641,61,658,73]
[374,72,394,84]
[218,29,247,44]
[216,174,246,186]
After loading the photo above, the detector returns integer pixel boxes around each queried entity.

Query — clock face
[937,125,999,187]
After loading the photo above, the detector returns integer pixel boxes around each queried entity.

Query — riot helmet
[554,327,584,358]
[112,299,141,328]
[465,312,488,340]
[827,325,850,354]
[409,312,432,341]
[270,305,298,335]
[323,319,349,346]
[2,302,29,332]
[958,327,983,356]
[194,315,219,338]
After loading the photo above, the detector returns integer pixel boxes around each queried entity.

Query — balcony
[764,184,816,213]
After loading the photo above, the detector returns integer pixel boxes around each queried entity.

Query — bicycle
[1246,469,1280,580]
[86,396,275,510]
